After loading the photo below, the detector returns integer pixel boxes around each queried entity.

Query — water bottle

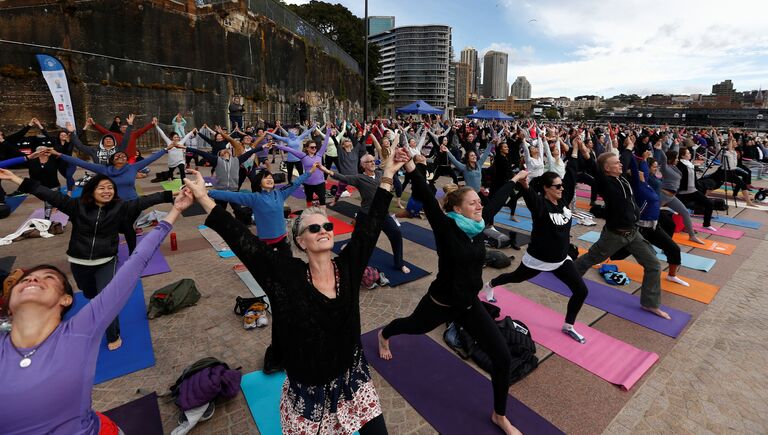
[170,232,178,251]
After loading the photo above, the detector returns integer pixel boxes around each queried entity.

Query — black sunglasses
[548,183,564,190]
[307,145,317,149]
[302,222,334,234]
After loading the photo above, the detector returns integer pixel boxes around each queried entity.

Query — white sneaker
[666,275,690,287]
[483,281,496,302]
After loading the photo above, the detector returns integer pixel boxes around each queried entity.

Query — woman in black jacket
[675,147,715,230]
[378,160,520,435]
[0,171,172,350]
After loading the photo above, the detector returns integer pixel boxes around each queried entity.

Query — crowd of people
[1,110,766,434]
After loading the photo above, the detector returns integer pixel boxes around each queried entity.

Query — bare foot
[378,329,392,360]
[401,265,411,274]
[107,337,123,351]
[491,412,522,435]
[689,235,705,244]
[397,200,405,209]
[509,216,520,222]
[329,200,337,207]
[641,305,671,320]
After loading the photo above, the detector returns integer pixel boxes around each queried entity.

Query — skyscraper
[482,50,508,99]
[511,76,531,99]
[368,16,395,37]
[370,25,452,110]
[460,47,480,96]
[454,62,470,107]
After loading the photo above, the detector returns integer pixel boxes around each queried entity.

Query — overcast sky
[284,0,768,98]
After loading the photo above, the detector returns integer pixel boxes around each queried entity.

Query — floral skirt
[280,347,382,434]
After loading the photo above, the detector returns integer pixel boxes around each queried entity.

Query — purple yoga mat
[361,330,564,435]
[529,273,691,338]
[103,392,163,435]
[29,208,69,226]
[117,234,171,277]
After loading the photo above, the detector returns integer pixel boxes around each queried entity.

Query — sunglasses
[308,146,317,149]
[548,184,564,190]
[301,222,334,234]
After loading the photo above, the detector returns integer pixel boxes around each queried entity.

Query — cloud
[498,0,768,97]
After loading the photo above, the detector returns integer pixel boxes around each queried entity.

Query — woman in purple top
[0,189,190,435]
[274,127,331,209]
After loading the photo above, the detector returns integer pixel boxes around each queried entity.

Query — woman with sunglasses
[484,143,590,344]
[0,189,188,434]
[183,148,409,434]
[273,127,331,209]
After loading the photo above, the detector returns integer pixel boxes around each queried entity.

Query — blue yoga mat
[577,231,716,272]
[529,273,692,338]
[241,371,360,435]
[5,195,26,212]
[494,212,533,232]
[709,214,761,229]
[332,242,430,287]
[63,282,155,384]
[399,222,437,250]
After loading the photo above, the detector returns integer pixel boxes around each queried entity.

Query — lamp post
[363,0,369,121]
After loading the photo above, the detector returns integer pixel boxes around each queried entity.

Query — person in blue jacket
[268,122,317,183]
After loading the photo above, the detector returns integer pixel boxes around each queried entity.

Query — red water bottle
[170,232,178,251]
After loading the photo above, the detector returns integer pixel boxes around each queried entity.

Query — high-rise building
[454,62,470,107]
[460,47,480,96]
[510,76,531,99]
[449,62,456,108]
[368,16,395,37]
[712,79,736,101]
[370,25,452,111]
[482,50,508,99]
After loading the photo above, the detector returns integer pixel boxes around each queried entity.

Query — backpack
[484,250,512,269]
[361,266,380,289]
[169,357,229,400]
[233,295,269,316]
[147,279,201,319]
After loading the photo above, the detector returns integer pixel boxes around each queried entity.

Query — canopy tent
[467,110,514,121]
[395,100,444,115]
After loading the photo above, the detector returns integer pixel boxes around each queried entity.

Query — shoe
[562,327,586,344]
[483,281,496,302]
[703,225,718,231]
[377,273,390,287]
[178,402,215,424]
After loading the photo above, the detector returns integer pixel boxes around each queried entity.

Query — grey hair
[291,206,328,252]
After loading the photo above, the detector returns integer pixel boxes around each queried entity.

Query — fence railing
[196,0,361,73]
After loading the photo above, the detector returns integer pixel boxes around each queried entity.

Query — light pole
[363,0,369,121]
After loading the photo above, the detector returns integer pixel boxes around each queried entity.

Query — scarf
[680,159,694,169]
[446,212,485,238]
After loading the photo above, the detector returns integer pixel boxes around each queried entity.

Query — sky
[283,0,768,98]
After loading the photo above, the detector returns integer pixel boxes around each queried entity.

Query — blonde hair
[442,186,475,212]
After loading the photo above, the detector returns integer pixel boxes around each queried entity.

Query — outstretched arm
[58,153,107,174]
[273,143,306,159]
[155,124,172,145]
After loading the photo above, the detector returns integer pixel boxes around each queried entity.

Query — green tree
[369,81,389,109]
[544,107,560,119]
[584,107,598,120]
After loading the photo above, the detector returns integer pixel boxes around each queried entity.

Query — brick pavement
[1,158,767,434]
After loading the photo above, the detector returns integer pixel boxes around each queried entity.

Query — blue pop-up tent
[467,110,514,120]
[396,100,444,115]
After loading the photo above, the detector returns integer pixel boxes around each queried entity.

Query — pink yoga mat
[486,288,658,390]
[575,190,592,199]
[692,223,744,239]
[30,208,69,226]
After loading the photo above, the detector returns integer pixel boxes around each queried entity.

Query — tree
[369,81,389,110]
[584,107,598,120]
[544,107,560,120]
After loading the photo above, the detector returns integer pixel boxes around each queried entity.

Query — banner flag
[36,54,76,129]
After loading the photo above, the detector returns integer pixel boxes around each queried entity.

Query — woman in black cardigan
[675,147,715,229]
[183,149,409,434]
[378,159,520,435]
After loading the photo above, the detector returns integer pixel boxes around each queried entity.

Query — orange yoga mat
[575,199,591,210]
[672,234,736,255]
[578,248,720,304]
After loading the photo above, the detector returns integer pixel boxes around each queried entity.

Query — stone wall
[0,0,363,144]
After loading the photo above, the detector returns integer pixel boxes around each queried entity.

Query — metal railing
[196,0,360,73]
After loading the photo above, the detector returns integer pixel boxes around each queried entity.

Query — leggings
[639,224,681,266]
[70,258,120,343]
[214,199,243,213]
[358,414,388,434]
[725,168,751,193]
[58,162,76,192]
[333,180,349,202]
[303,183,325,206]
[660,192,695,237]
[358,212,404,269]
[576,172,599,204]
[168,164,186,181]
[677,191,713,227]
[490,260,588,325]
[429,165,458,185]
[483,179,517,224]
[382,296,511,415]
[324,155,339,178]
[286,161,304,183]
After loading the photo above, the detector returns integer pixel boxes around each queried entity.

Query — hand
[47,147,61,157]
[152,117,158,125]
[382,146,405,177]
[310,162,321,173]
[0,169,23,185]
[440,144,448,153]
[172,187,194,212]
[84,118,93,128]
[126,114,135,126]
[33,119,44,130]
[183,169,209,199]
[28,118,37,127]
[27,150,43,160]
[192,128,198,135]
[215,125,224,134]
[65,122,76,133]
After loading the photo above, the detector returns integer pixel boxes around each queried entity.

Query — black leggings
[358,212,404,269]
[286,161,304,183]
[576,172,599,204]
[639,225,681,266]
[324,155,339,179]
[70,258,120,342]
[168,163,186,181]
[382,296,511,415]
[303,183,326,205]
[358,414,388,435]
[490,260,588,325]
[429,165,458,185]
[677,191,713,227]
[483,179,517,224]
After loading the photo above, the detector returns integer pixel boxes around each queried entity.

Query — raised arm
[180,129,196,145]
[186,147,218,166]
[316,128,331,157]
[221,130,244,156]
[274,143,306,159]
[58,153,107,174]
[237,146,261,163]
[155,124,173,145]
[297,123,317,141]
[477,140,494,167]
[12,176,78,216]
[405,161,450,232]
[445,147,467,172]
[132,148,168,171]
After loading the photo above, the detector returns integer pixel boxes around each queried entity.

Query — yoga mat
[332,242,430,287]
[181,202,207,217]
[485,289,659,390]
[529,273,692,338]
[5,194,26,212]
[103,393,163,435]
[203,176,218,185]
[198,224,235,258]
[494,213,533,232]
[672,233,736,255]
[399,221,436,250]
[328,201,360,218]
[29,208,69,226]
[160,178,183,192]
[117,235,171,277]
[577,231,717,272]
[575,199,592,210]
[576,190,592,199]
[360,330,564,435]
[63,282,156,384]
[241,371,287,435]
[233,264,271,313]
[328,215,354,236]
[696,214,761,230]
[0,256,16,274]
[692,223,744,240]
[496,227,532,248]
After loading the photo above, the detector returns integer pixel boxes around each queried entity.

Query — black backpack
[147,279,201,319]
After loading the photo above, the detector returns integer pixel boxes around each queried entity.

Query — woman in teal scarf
[377,158,522,435]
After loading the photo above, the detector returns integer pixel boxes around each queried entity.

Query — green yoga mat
[160,178,183,192]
